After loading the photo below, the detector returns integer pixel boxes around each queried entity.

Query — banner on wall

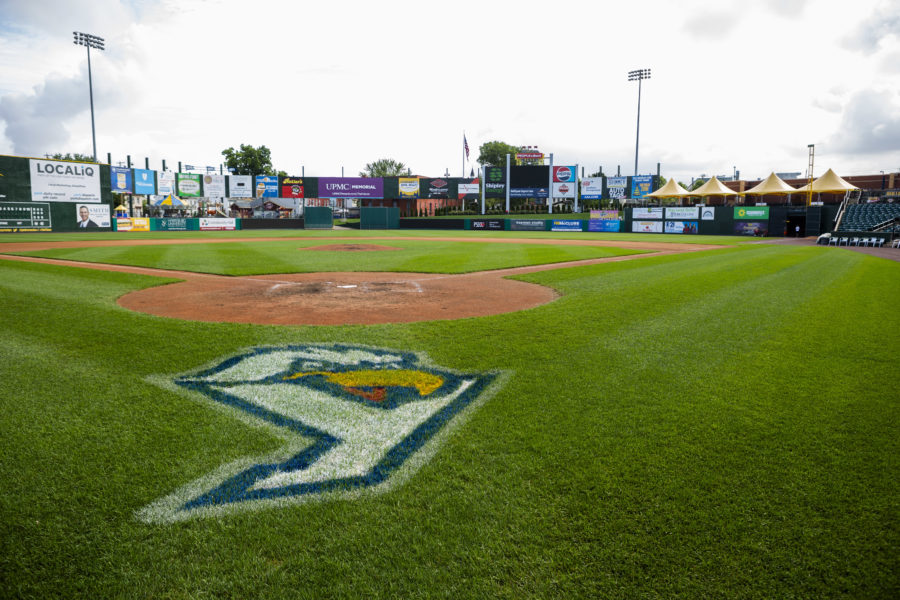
[203,174,226,198]
[228,175,252,198]
[552,166,576,199]
[666,207,699,220]
[255,175,279,198]
[427,178,449,199]
[664,221,698,234]
[588,220,620,232]
[551,220,582,231]
[700,206,715,220]
[608,176,627,200]
[510,187,549,198]
[177,173,202,197]
[76,203,110,228]
[110,166,133,194]
[734,221,768,236]
[157,171,176,196]
[399,177,419,199]
[632,220,663,233]
[484,167,506,198]
[280,176,305,198]
[581,178,603,199]
[734,206,769,220]
[318,177,383,198]
[199,217,237,231]
[29,159,101,203]
[115,217,150,232]
[510,219,545,231]
[631,175,653,199]
[133,169,155,195]
[457,180,479,198]
[633,207,663,219]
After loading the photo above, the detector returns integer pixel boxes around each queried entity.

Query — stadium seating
[837,203,900,233]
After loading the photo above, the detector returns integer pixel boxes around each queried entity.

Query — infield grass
[0,237,897,598]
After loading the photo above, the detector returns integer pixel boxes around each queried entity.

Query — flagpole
[462,131,465,178]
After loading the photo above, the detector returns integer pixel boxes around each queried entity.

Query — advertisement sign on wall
[255,175,279,198]
[608,176,628,200]
[552,166,576,198]
[199,217,237,231]
[228,175,252,198]
[427,178,449,199]
[280,177,305,198]
[399,177,419,199]
[631,175,654,199]
[177,173,202,197]
[581,178,603,199]
[157,218,191,231]
[734,206,770,220]
[510,187,549,198]
[664,221,698,234]
[633,207,663,219]
[116,217,150,232]
[203,174,226,198]
[510,219,546,231]
[632,220,664,233]
[471,219,505,230]
[29,159,101,203]
[591,210,619,220]
[700,206,715,220]
[457,180,479,198]
[666,207,699,220]
[318,177,384,199]
[551,219,582,232]
[588,220,620,232]
[734,221,768,236]
[157,171,176,196]
[484,167,506,198]
[133,169,155,195]
[110,166,133,194]
[76,203,110,228]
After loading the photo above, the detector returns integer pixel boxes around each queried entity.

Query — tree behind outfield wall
[476,141,522,167]
[359,158,407,177]
[45,152,97,163]
[222,144,278,176]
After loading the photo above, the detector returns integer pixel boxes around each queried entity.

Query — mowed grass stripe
[13,239,643,275]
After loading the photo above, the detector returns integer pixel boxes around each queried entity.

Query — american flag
[464,135,470,160]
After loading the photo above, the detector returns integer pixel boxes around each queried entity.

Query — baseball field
[1,229,897,598]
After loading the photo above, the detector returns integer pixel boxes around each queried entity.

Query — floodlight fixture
[628,68,651,176]
[73,32,105,162]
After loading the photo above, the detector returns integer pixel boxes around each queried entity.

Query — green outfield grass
[0,235,897,598]
[5,239,644,276]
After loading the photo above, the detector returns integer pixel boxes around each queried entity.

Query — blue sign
[110,166,133,194]
[550,219,583,232]
[631,175,653,199]
[255,175,279,198]
[509,188,549,198]
[133,168,155,195]
[588,220,620,232]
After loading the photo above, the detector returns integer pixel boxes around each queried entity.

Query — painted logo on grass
[138,345,498,523]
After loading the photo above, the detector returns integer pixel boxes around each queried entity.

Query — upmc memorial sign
[319,178,384,199]
[29,159,101,203]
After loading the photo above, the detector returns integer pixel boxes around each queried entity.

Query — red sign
[553,166,574,182]
[516,152,544,160]
[280,185,304,198]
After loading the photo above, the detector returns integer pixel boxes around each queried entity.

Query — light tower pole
[73,32,105,162]
[628,68,651,177]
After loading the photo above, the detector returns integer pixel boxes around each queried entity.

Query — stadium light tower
[73,32,105,162]
[628,68,651,177]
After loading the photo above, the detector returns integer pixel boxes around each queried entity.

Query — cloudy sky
[1,0,898,184]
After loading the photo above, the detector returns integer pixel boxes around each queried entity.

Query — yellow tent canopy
[793,168,858,193]
[741,172,797,196]
[687,176,736,196]
[645,178,690,198]
[114,205,128,211]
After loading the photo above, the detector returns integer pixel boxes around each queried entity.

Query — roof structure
[792,168,859,193]
[688,176,737,197]
[645,178,690,198]
[741,172,797,196]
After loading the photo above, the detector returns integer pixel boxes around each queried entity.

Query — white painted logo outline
[138,344,500,523]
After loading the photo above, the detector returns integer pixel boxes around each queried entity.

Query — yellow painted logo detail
[284,369,444,397]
